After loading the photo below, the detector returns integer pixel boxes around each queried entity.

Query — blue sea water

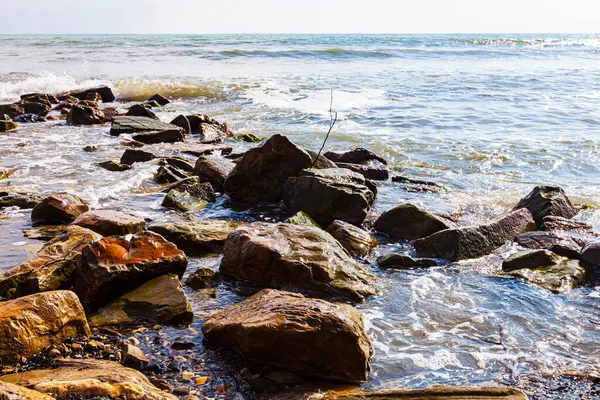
[1,34,600,397]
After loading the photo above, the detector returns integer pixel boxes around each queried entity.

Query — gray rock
[110,116,183,136]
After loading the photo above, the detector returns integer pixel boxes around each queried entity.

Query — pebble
[182,371,195,379]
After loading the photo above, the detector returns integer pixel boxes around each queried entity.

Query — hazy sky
[3,0,600,34]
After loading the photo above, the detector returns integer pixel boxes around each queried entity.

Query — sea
[1,34,600,398]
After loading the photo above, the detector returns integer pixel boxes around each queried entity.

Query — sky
[2,0,600,34]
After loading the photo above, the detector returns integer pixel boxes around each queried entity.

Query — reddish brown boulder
[326,220,377,257]
[193,155,235,192]
[72,210,146,236]
[513,185,577,227]
[31,193,89,226]
[58,86,115,102]
[374,204,451,240]
[66,105,104,125]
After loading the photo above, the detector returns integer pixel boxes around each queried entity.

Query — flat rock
[58,86,116,102]
[162,181,215,211]
[148,220,236,256]
[377,254,439,269]
[193,155,235,192]
[0,381,54,400]
[0,359,176,400]
[374,204,451,240]
[88,274,193,327]
[0,291,90,363]
[31,193,89,226]
[110,116,182,136]
[324,148,388,165]
[513,185,577,227]
[75,231,188,309]
[202,289,372,383]
[120,149,156,165]
[336,162,389,181]
[542,215,596,235]
[326,220,377,257]
[220,222,375,302]
[72,210,146,236]
[283,168,375,226]
[132,129,185,144]
[66,105,104,125]
[415,209,536,261]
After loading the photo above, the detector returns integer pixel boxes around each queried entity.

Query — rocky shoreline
[1,86,599,399]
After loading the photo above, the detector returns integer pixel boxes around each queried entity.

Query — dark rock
[377,254,439,269]
[162,181,215,211]
[221,222,375,302]
[15,101,50,117]
[98,160,132,172]
[581,239,600,266]
[0,189,41,209]
[202,289,372,383]
[513,185,577,227]
[132,129,185,144]
[72,210,146,236]
[326,220,377,257]
[374,204,451,240]
[283,168,375,226]
[110,116,183,136]
[31,193,89,226]
[503,249,560,272]
[185,268,221,289]
[186,114,231,135]
[122,344,149,370]
[83,145,100,152]
[181,143,233,157]
[0,104,25,119]
[155,166,187,184]
[324,148,388,165]
[126,104,158,120]
[198,123,230,143]
[542,215,595,234]
[170,115,191,135]
[101,107,119,122]
[20,93,58,105]
[336,162,389,181]
[67,105,104,125]
[0,118,18,133]
[414,209,536,261]
[85,92,103,103]
[148,220,236,257]
[171,341,195,350]
[58,86,116,102]
[161,157,195,173]
[193,155,235,192]
[120,139,145,147]
[120,149,156,165]
[13,114,46,123]
[515,231,582,260]
[147,94,170,106]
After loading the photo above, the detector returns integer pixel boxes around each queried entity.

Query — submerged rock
[66,105,104,125]
[132,129,185,144]
[120,149,156,165]
[324,148,388,165]
[184,268,221,289]
[88,274,193,327]
[0,359,176,400]
[75,231,188,309]
[58,86,116,102]
[374,203,451,240]
[110,116,182,136]
[0,291,90,363]
[202,289,372,383]
[377,254,439,269]
[162,181,215,211]
[148,220,236,256]
[326,220,377,257]
[515,231,582,260]
[193,155,235,192]
[98,160,132,172]
[220,223,375,302]
[414,209,536,261]
[283,168,375,226]
[513,185,577,227]
[72,210,146,236]
[31,193,89,226]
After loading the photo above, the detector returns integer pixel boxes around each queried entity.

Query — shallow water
[1,34,600,397]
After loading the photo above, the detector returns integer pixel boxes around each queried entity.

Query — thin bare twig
[309,89,338,170]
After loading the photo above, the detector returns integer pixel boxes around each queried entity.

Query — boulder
[377,254,439,269]
[31,193,89,226]
[0,118,18,133]
[72,210,146,236]
[186,114,231,135]
[0,189,41,209]
[0,291,90,363]
[513,186,577,227]
[374,204,451,240]
[109,116,182,136]
[193,155,235,192]
[198,123,230,143]
[224,134,335,203]
[154,165,187,184]
[542,215,595,235]
[581,239,600,266]
[326,220,377,257]
[98,160,132,172]
[120,149,156,165]
[147,94,170,106]
[121,343,149,370]
[66,105,104,125]
[220,223,375,302]
[132,129,185,144]
[20,93,58,105]
[88,274,193,327]
[102,107,119,122]
[170,115,191,135]
[0,359,176,400]
[515,231,582,260]
[75,231,188,308]
[202,289,372,383]
[184,268,221,289]
[58,86,116,102]
[162,181,215,211]
[0,381,54,400]
[335,162,389,181]
[15,102,50,117]
[414,209,536,261]
[0,104,25,119]
[148,220,236,256]
[161,157,195,173]
[503,249,561,272]
[0,226,101,298]
[126,104,158,120]
[283,168,375,226]
[324,148,388,165]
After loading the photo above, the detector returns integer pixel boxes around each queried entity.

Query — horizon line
[1,32,599,36]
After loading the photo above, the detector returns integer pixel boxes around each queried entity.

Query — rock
[148,220,236,256]
[202,289,372,383]
[224,134,335,203]
[15,102,50,117]
[88,275,193,327]
[162,157,195,173]
[515,231,582,260]
[414,209,536,261]
[72,210,146,236]
[170,115,191,135]
[98,160,132,172]
[75,231,188,309]
[283,168,375,226]
[148,94,170,106]
[85,92,102,103]
[66,105,104,125]
[110,116,183,136]
[513,185,577,227]
[121,344,149,370]
[581,239,600,266]
[235,133,263,143]
[0,118,18,133]
[336,162,389,181]
[83,145,100,152]
[78,100,99,108]
[199,123,230,143]
[0,359,176,400]
[287,211,320,228]
[377,254,439,269]
[120,149,156,165]
[326,220,377,257]
[132,129,185,144]
[31,193,89,226]
[0,104,25,119]
[324,148,388,165]
[102,107,119,122]
[182,143,233,157]
[0,291,90,363]
[186,114,230,135]
[58,86,116,102]
[542,215,595,235]
[0,381,54,400]
[20,93,58,105]
[162,181,215,212]
[0,189,41,209]
[23,225,65,241]
[13,114,46,123]
[221,223,375,302]
[184,268,221,289]
[374,204,451,240]
[155,166,187,184]
[502,250,585,293]
[0,225,101,298]
[126,104,158,120]
[193,155,235,192]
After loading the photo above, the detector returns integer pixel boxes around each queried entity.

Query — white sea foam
[0,73,110,102]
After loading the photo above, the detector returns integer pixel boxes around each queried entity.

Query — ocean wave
[0,73,110,102]
[113,78,231,101]
[451,37,600,48]
[209,48,393,59]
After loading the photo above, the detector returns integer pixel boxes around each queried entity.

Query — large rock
[162,181,215,212]
[31,193,89,226]
[170,115,191,135]
[58,86,116,102]
[66,105,104,125]
[186,114,231,139]
[202,289,372,383]
[513,186,577,227]
[0,291,90,363]
[88,274,193,327]
[0,226,101,298]
[75,231,188,308]
[126,104,158,120]
[283,168,375,226]
[0,104,24,119]
[109,116,183,136]
[193,155,235,192]
[224,134,335,203]
[414,209,536,261]
[0,381,54,400]
[326,220,377,257]
[374,204,451,240]
[20,93,58,105]
[335,162,389,181]
[515,231,582,260]
[542,215,596,235]
[0,359,176,400]
[132,129,185,144]
[220,223,375,302]
[15,102,50,117]
[324,148,388,165]
[148,220,236,256]
[71,210,146,236]
[120,149,156,165]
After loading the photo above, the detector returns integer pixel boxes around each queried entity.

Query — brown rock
[184,268,221,289]
[0,104,25,119]
[324,148,388,165]
[326,220,377,257]
[120,149,156,165]
[101,107,119,122]
[170,115,191,135]
[513,185,577,227]
[31,193,89,226]
[121,343,149,370]
[98,160,132,172]
[374,204,451,240]
[85,92,102,103]
[515,230,582,259]
[58,86,116,102]
[20,93,59,105]
[15,102,50,117]
[110,116,181,136]
[72,210,146,236]
[0,381,54,400]
[148,220,236,256]
[126,104,158,120]
[377,254,439,269]
[193,155,235,192]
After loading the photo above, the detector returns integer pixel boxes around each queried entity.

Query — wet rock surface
[71,209,146,236]
[326,220,377,257]
[377,253,439,269]
[110,116,183,136]
[66,105,104,125]
[193,155,235,192]
[513,185,578,227]
[374,203,452,240]
[31,193,89,226]
[148,220,236,257]
[162,181,216,212]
